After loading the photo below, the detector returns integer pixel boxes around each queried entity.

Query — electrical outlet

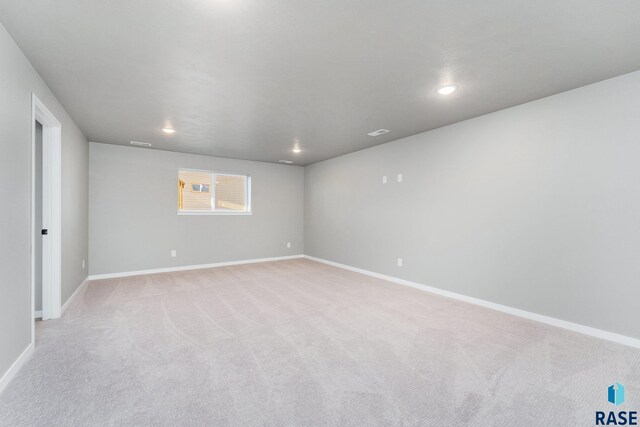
[397,258,403,267]
[287,242,291,248]
[382,175,388,184]
[171,250,177,257]
[397,174,403,183]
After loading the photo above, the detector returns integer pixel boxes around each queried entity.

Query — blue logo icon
[608,383,625,406]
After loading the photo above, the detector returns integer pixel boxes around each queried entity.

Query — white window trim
[178,168,252,215]
[177,211,253,216]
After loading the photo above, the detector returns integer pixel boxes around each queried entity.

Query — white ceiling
[2,0,640,165]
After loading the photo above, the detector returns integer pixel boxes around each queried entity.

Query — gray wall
[305,70,640,340]
[89,143,304,275]
[0,24,89,381]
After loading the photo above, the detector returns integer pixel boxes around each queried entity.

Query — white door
[32,94,62,324]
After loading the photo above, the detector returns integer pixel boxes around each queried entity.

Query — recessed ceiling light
[292,147,301,153]
[130,141,152,147]
[279,160,294,164]
[162,128,176,134]
[436,85,458,95]
[368,129,389,137]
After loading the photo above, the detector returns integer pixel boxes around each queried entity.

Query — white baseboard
[33,310,42,319]
[87,255,305,281]
[0,342,34,395]
[61,278,89,315]
[304,255,640,349]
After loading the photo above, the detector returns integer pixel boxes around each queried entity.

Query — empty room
[1,1,639,425]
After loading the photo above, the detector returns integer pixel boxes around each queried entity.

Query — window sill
[177,211,252,216]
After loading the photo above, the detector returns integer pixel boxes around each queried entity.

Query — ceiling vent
[130,141,152,147]
[279,160,294,164]
[367,129,389,137]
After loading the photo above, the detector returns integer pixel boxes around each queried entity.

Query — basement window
[178,169,251,215]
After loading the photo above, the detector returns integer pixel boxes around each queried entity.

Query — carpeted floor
[0,258,638,426]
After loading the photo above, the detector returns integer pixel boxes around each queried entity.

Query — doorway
[31,94,62,334]
[34,121,43,319]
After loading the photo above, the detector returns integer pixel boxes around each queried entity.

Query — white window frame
[177,168,252,215]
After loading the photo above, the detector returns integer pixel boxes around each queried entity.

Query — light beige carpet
[0,258,638,426]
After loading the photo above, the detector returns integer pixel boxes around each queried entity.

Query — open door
[32,94,62,327]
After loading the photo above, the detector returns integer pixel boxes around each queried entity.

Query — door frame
[31,93,62,329]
